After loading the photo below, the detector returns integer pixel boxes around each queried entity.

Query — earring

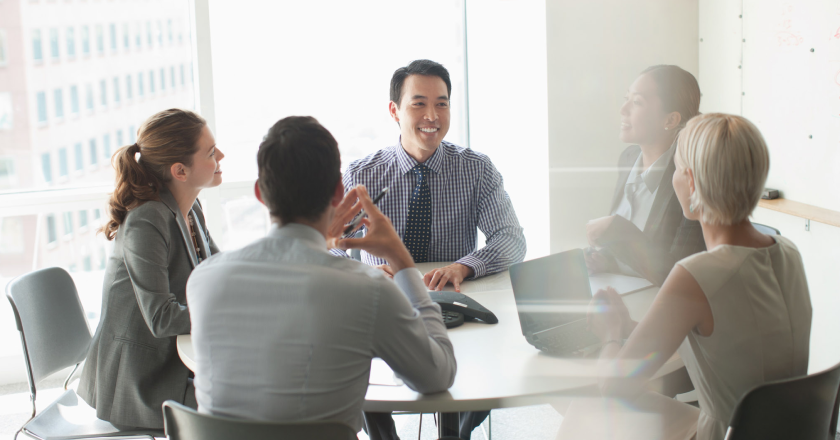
[689,203,694,213]
[664,127,669,131]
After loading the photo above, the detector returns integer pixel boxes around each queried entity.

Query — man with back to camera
[186,116,456,434]
[333,59,526,439]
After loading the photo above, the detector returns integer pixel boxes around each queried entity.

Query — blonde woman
[78,109,224,429]
[560,114,812,440]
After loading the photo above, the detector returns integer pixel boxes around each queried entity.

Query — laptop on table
[509,249,602,357]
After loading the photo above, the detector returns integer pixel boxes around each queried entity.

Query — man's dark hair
[389,59,452,107]
[257,116,341,224]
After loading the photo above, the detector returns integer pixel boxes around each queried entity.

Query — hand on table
[334,186,415,273]
[585,216,617,248]
[423,263,474,292]
[375,264,395,279]
[584,248,618,274]
[586,287,636,342]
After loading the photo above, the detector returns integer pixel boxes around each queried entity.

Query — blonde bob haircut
[676,113,769,226]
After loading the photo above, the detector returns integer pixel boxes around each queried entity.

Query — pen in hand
[343,187,389,236]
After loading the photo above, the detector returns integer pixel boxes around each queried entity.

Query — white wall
[466,0,550,260]
[545,0,700,253]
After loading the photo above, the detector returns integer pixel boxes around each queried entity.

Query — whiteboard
[700,0,840,212]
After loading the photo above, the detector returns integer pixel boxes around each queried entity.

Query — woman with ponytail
[584,65,707,287]
[78,108,224,429]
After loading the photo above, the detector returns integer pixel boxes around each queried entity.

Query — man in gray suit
[187,116,457,434]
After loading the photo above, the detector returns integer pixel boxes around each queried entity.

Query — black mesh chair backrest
[163,401,358,440]
[727,361,840,440]
[752,222,781,236]
[5,267,92,385]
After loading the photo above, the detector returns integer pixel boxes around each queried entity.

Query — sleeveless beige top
[677,235,812,440]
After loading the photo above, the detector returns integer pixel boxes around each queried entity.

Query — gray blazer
[600,145,706,286]
[78,188,218,429]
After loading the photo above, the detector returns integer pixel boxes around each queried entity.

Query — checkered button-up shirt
[334,139,526,278]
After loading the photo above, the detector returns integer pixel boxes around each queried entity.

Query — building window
[41,152,52,183]
[126,75,133,100]
[113,77,120,104]
[50,28,59,59]
[66,27,75,58]
[116,129,124,147]
[89,138,98,166]
[0,92,11,130]
[53,89,64,119]
[96,25,104,54]
[81,26,90,55]
[170,66,176,89]
[146,21,152,47]
[0,217,26,254]
[69,85,79,115]
[58,147,68,177]
[36,91,47,124]
[157,21,163,46]
[128,125,136,144]
[135,22,141,48]
[137,72,144,97]
[63,211,74,237]
[149,70,155,93]
[74,142,83,172]
[46,215,57,244]
[0,157,15,189]
[109,23,117,51]
[32,29,43,62]
[180,64,185,86]
[93,208,101,221]
[83,255,92,271]
[0,30,8,66]
[85,84,94,111]
[168,19,173,44]
[160,68,166,91]
[122,23,129,50]
[99,79,107,107]
[103,133,111,159]
[79,210,88,229]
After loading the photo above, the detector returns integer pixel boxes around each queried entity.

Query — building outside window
[70,85,79,115]
[36,91,47,123]
[0,92,11,130]
[149,70,155,93]
[66,27,75,58]
[170,66,176,89]
[79,210,88,230]
[109,23,117,51]
[180,64,185,86]
[113,77,120,104]
[126,75,133,100]
[137,72,145,97]
[122,23,130,50]
[146,21,152,47]
[49,28,59,59]
[32,29,43,62]
[58,147,68,178]
[63,212,73,237]
[168,19,173,44]
[53,89,64,119]
[128,125,136,144]
[156,21,162,46]
[116,129,124,146]
[46,215,57,244]
[89,139,98,166]
[0,158,15,189]
[160,68,166,91]
[85,84,94,111]
[99,79,107,107]
[81,25,90,55]
[96,24,104,54]
[41,153,51,183]
[135,22,141,48]
[74,142,83,172]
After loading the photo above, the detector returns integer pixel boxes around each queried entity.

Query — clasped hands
[326,186,474,291]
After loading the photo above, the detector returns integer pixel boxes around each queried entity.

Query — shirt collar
[395,136,444,176]
[267,222,328,253]
[632,142,676,193]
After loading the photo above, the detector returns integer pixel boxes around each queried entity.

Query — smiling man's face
[389,74,450,161]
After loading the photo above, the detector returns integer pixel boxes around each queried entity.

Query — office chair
[752,222,781,236]
[162,400,358,440]
[6,266,163,440]
[725,360,840,440]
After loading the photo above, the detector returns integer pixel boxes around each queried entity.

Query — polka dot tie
[404,164,431,263]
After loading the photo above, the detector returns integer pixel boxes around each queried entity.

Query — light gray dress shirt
[187,223,457,431]
[612,144,676,231]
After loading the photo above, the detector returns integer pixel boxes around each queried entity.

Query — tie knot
[412,164,429,178]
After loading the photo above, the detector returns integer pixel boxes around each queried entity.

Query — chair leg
[418,413,422,440]
[64,363,80,390]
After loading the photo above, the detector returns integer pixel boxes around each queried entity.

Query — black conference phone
[429,291,498,329]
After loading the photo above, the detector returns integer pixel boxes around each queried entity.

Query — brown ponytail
[101,108,207,240]
[641,65,701,130]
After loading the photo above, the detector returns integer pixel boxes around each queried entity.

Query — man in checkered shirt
[333,59,526,440]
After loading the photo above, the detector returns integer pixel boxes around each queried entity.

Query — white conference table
[177,262,682,416]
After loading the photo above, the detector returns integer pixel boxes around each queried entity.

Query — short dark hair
[641,65,701,129]
[390,59,452,107]
[257,116,341,224]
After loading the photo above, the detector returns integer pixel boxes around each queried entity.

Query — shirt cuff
[455,255,485,279]
[393,267,433,307]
